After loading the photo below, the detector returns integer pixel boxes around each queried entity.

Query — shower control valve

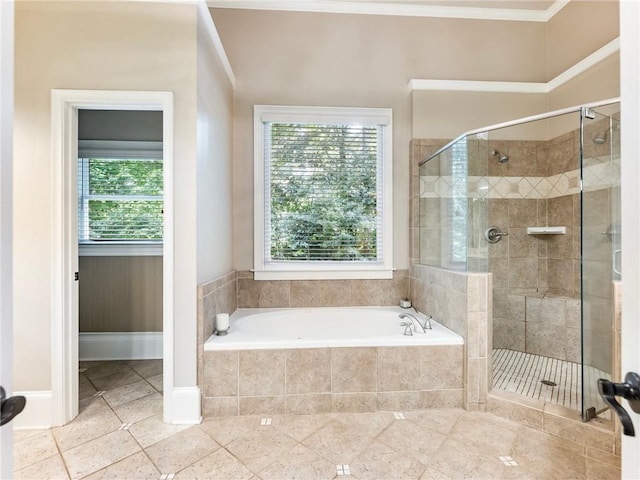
[484,226,508,244]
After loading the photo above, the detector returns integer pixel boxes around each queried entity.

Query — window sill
[79,243,163,257]
[253,269,394,281]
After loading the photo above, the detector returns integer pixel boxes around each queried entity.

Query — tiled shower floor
[492,348,611,414]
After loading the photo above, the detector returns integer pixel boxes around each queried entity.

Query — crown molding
[409,79,547,93]
[410,37,620,94]
[207,0,569,22]
[197,1,236,86]
[546,37,620,92]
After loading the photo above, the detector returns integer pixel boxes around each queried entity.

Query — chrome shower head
[593,130,608,145]
[491,149,509,163]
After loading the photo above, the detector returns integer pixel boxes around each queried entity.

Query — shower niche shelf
[527,226,566,235]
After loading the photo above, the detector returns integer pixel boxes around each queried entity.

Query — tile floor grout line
[14,429,72,480]
[215,442,262,479]
[51,429,74,480]
[15,359,618,480]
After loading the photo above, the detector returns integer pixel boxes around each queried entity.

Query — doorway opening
[51,90,174,426]
[77,109,164,415]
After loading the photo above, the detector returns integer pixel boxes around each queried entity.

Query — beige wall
[412,1,620,146]
[196,10,234,283]
[548,53,620,110]
[211,8,547,272]
[79,256,162,332]
[547,0,619,79]
[14,0,198,392]
[412,91,548,140]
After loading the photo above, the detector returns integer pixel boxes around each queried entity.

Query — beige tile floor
[13,360,620,480]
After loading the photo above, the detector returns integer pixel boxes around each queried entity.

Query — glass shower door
[580,104,620,419]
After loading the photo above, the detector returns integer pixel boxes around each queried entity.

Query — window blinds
[264,122,384,263]
[78,157,164,242]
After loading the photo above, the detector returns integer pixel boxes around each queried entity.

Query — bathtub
[204,306,463,351]
[202,306,465,416]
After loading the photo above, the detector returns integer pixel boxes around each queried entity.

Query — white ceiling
[207,0,569,21]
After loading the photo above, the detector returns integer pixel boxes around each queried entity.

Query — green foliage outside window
[268,123,379,261]
[81,158,163,241]
[88,200,163,240]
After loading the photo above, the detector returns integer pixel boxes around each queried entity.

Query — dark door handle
[0,386,26,427]
[597,372,640,437]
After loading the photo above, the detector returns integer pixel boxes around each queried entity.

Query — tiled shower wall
[409,139,492,411]
[484,129,615,371]
[412,126,615,369]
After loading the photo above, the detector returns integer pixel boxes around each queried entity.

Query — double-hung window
[78,140,163,256]
[254,106,393,280]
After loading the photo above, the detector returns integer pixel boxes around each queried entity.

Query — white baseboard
[79,332,162,361]
[12,391,52,429]
[171,387,202,425]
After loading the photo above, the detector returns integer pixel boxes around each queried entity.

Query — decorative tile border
[420,160,616,200]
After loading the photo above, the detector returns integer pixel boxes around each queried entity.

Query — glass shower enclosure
[418,99,621,420]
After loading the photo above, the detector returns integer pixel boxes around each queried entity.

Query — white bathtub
[204,306,463,351]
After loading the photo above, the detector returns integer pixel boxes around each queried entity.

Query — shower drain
[541,380,557,387]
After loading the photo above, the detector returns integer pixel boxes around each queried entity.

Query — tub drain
[541,380,557,387]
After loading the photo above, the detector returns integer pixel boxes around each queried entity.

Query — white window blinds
[77,141,163,243]
[267,122,382,262]
[254,106,393,280]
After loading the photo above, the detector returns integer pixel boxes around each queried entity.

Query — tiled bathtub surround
[410,264,491,411]
[202,345,463,416]
[197,271,238,390]
[236,270,409,308]
[199,270,453,417]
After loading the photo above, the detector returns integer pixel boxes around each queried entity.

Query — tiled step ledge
[487,389,620,459]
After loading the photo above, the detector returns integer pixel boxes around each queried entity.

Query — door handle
[597,372,640,436]
[613,249,622,276]
[0,386,26,427]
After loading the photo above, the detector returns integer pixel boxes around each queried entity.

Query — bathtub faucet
[399,312,432,333]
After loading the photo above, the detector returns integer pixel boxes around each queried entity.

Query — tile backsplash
[236,270,409,308]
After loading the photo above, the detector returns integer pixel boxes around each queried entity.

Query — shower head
[491,149,509,163]
[593,130,608,145]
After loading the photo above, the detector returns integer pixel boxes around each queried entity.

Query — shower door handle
[597,372,640,437]
[613,249,622,276]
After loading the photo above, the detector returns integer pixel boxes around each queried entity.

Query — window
[449,138,468,266]
[254,106,393,280]
[78,141,163,255]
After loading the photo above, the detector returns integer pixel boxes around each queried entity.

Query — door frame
[620,1,640,477]
[0,0,14,476]
[51,90,174,425]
